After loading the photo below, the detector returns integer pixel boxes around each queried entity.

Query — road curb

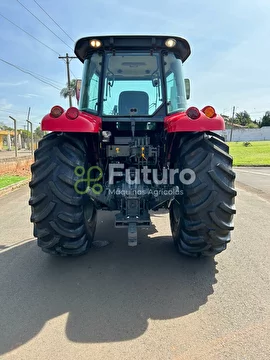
[0,179,29,198]
[233,165,270,167]
[0,155,33,163]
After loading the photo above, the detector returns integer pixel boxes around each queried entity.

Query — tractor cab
[75,35,191,124]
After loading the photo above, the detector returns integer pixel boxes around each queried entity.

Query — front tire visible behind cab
[29,132,97,256]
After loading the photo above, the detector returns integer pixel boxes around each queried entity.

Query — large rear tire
[29,132,97,256]
[170,132,236,257]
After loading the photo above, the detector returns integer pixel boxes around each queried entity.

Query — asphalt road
[235,167,270,198]
[0,179,270,359]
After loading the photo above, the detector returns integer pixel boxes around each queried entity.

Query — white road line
[0,238,34,254]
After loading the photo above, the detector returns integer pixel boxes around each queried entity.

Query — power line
[0,12,59,56]
[23,71,65,86]
[69,68,77,80]
[16,0,73,51]
[0,58,62,90]
[59,58,78,80]
[0,64,65,87]
[33,0,75,43]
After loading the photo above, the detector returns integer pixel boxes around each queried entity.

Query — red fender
[164,108,225,132]
[41,108,102,133]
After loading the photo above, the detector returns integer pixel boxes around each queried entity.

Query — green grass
[0,175,27,189]
[228,141,270,166]
[1,145,14,151]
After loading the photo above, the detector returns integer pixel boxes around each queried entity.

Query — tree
[0,122,13,131]
[14,129,31,149]
[60,79,76,99]
[247,122,259,129]
[220,114,230,122]
[261,111,270,127]
[220,114,234,128]
[20,129,31,143]
[34,126,43,141]
[234,111,252,126]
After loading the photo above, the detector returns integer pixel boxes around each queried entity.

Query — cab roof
[74,35,191,63]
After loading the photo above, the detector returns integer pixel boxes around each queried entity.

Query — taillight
[50,105,64,118]
[186,107,200,120]
[202,106,216,118]
[66,107,79,120]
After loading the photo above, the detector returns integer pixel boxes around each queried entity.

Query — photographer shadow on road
[0,211,218,354]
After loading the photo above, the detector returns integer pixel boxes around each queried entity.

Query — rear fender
[41,109,102,133]
[164,109,225,132]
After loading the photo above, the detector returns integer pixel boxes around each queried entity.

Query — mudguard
[164,110,225,132]
[41,110,102,133]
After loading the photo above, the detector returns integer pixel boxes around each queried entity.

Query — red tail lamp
[50,106,64,118]
[186,107,201,120]
[66,107,79,120]
[202,106,216,118]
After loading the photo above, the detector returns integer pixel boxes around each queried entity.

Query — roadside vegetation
[228,141,270,166]
[0,175,27,189]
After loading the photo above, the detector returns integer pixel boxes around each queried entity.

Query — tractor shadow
[0,211,218,354]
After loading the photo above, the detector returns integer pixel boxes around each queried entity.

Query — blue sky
[0,0,270,129]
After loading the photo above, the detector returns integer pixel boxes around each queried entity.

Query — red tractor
[29,35,236,257]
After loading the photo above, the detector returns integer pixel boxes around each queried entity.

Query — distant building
[0,130,15,150]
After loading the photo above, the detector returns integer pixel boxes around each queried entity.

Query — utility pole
[26,107,31,151]
[26,119,33,156]
[59,53,77,107]
[26,118,29,149]
[9,116,18,157]
[230,106,236,142]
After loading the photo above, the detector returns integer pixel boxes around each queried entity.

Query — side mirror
[75,80,82,104]
[184,79,190,100]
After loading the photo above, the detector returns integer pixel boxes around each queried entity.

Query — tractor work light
[165,38,176,48]
[50,106,64,118]
[186,107,201,120]
[90,39,102,48]
[66,107,79,120]
[202,106,216,118]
